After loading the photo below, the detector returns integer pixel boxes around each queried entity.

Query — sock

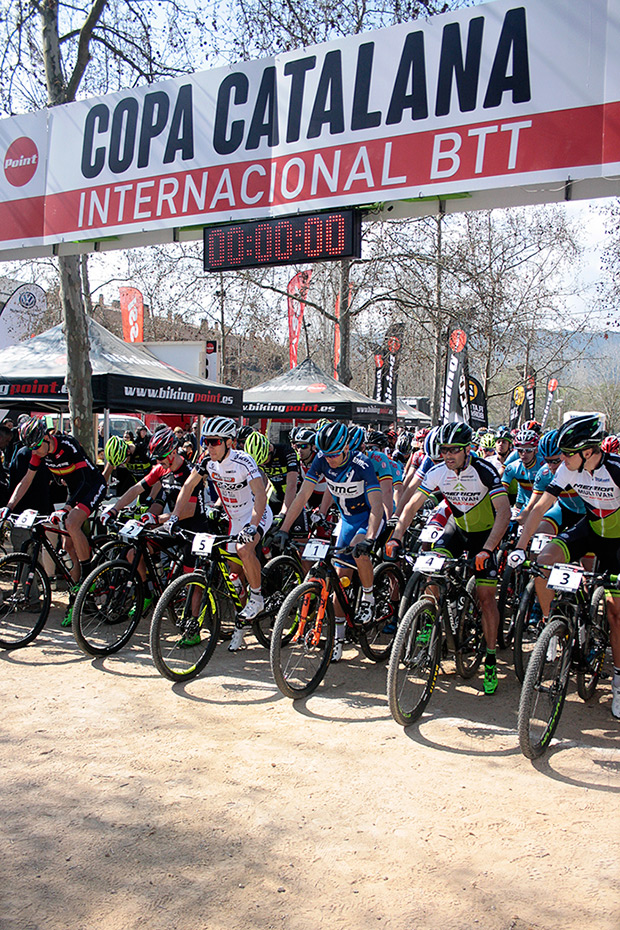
[485,648,497,667]
[250,587,261,597]
[361,586,374,603]
[335,619,345,642]
[613,667,620,689]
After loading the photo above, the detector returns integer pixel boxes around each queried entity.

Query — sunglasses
[295,443,311,449]
[545,456,561,464]
[157,451,174,461]
[439,445,464,455]
[560,448,579,456]
[203,437,224,447]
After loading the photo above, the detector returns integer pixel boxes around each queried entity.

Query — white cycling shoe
[238,593,264,621]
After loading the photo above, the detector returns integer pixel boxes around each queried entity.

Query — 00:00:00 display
[206,214,348,267]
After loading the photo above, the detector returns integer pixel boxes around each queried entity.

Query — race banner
[540,377,559,428]
[3,1,620,258]
[119,286,144,343]
[0,282,47,349]
[509,381,526,430]
[468,375,488,431]
[441,327,471,425]
[287,270,312,368]
[523,372,536,421]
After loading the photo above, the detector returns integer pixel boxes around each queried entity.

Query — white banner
[1,0,620,256]
[0,283,47,348]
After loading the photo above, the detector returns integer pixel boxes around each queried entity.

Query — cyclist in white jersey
[165,417,272,650]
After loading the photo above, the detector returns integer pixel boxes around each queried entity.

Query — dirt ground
[1,599,619,930]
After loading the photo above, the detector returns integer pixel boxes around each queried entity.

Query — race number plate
[548,564,583,592]
[14,509,37,528]
[303,539,331,561]
[419,524,443,544]
[119,519,144,540]
[530,533,553,554]
[414,553,446,574]
[192,533,216,555]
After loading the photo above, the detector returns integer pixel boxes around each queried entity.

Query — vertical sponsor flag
[441,327,471,424]
[333,293,340,380]
[382,324,404,406]
[373,353,384,401]
[468,376,488,431]
[540,378,559,428]
[509,382,526,430]
[287,269,312,368]
[119,286,144,343]
[524,372,537,421]
[0,283,47,348]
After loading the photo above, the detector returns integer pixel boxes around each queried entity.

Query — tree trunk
[80,255,94,315]
[431,216,444,423]
[59,254,94,460]
[337,259,352,385]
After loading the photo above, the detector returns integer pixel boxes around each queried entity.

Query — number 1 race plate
[302,539,330,561]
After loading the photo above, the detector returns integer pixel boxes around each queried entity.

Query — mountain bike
[71,518,184,656]
[386,553,484,726]
[518,563,613,759]
[270,539,405,699]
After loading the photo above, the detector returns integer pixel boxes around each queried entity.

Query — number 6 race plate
[192,533,216,555]
[302,539,330,561]
[548,564,583,592]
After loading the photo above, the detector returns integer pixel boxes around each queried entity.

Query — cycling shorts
[335,513,385,569]
[542,501,584,536]
[432,525,498,587]
[68,474,107,516]
[552,517,620,579]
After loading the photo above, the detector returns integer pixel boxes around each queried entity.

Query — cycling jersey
[28,433,106,515]
[143,457,193,512]
[420,456,506,534]
[532,464,585,515]
[546,453,620,537]
[366,448,394,485]
[197,448,273,532]
[305,450,380,519]
[262,443,299,511]
[501,453,544,508]
[297,453,328,508]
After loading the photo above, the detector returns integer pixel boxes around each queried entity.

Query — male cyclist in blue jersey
[274,421,384,662]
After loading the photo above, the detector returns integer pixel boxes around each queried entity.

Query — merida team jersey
[366,449,394,484]
[532,464,585,515]
[420,456,506,534]
[546,453,620,536]
[306,450,380,519]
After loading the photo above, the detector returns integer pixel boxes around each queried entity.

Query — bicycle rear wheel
[577,586,608,701]
[513,579,543,682]
[253,555,304,648]
[387,598,441,726]
[455,577,485,679]
[72,559,144,656]
[497,566,521,649]
[0,553,51,649]
[398,570,424,621]
[149,572,220,682]
[518,617,571,759]
[270,581,334,699]
[359,562,405,662]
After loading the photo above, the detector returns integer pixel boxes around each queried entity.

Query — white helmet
[201,417,237,440]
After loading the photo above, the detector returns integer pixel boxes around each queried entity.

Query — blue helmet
[347,425,366,454]
[538,429,560,459]
[316,421,348,456]
[424,426,442,462]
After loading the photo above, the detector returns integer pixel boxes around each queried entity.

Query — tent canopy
[396,398,432,425]
[0,318,243,416]
[243,358,393,423]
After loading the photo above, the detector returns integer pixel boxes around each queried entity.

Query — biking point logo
[4,137,39,187]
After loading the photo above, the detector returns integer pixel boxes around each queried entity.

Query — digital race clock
[203,209,361,272]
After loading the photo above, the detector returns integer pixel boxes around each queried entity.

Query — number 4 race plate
[548,564,583,592]
[414,553,446,574]
[303,539,330,561]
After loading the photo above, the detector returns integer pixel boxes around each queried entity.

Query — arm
[378,475,394,516]
[248,474,267,526]
[281,469,299,514]
[483,493,511,553]
[365,487,385,541]
[393,489,428,540]
[7,468,36,511]
[169,469,206,520]
[515,490,558,550]
[394,470,423,518]
[280,480,315,534]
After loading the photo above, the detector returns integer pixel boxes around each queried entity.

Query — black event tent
[0,318,243,416]
[243,358,393,423]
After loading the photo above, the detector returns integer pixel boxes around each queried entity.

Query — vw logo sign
[18,290,37,309]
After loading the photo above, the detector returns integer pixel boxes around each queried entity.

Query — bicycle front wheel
[513,579,543,683]
[253,554,303,648]
[149,572,220,682]
[0,553,51,649]
[577,587,608,701]
[518,617,571,759]
[497,566,520,649]
[387,599,441,726]
[455,577,485,679]
[359,562,405,662]
[270,581,334,699]
[72,559,144,656]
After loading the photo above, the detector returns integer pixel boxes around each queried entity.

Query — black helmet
[237,425,254,444]
[557,415,605,453]
[316,421,348,456]
[438,421,473,448]
[149,426,177,460]
[19,416,47,450]
[366,429,388,448]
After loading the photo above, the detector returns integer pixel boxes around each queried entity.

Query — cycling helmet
[316,421,348,456]
[316,418,332,429]
[201,416,237,441]
[237,425,254,444]
[524,419,542,435]
[366,429,388,448]
[514,426,539,450]
[347,425,366,454]
[386,429,397,449]
[479,433,496,451]
[437,421,473,448]
[424,426,442,462]
[557,414,605,452]
[495,426,513,444]
[105,436,129,467]
[538,430,560,460]
[244,430,271,465]
[395,432,414,458]
[414,428,430,443]
[292,427,316,446]
[19,416,47,450]
[149,426,177,459]
[601,434,620,454]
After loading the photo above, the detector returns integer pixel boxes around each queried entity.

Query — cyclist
[478,433,497,460]
[0,416,107,622]
[273,421,384,662]
[243,430,299,517]
[501,427,543,519]
[517,429,585,536]
[509,414,620,718]
[102,436,135,496]
[386,420,511,694]
[486,426,513,476]
[166,416,272,650]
